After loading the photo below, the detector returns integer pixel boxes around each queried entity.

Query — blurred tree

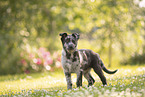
[0,0,145,75]
[64,0,145,67]
[0,0,65,74]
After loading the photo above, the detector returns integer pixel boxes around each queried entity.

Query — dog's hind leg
[84,69,95,87]
[92,64,107,85]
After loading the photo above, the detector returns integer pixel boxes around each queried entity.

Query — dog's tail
[101,60,118,74]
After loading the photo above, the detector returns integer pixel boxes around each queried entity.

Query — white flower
[126,88,130,92]
[119,91,125,96]
[125,92,131,96]
[139,0,145,8]
[133,86,136,90]
[110,92,119,97]
[105,89,110,94]
[45,95,51,97]
[141,89,144,92]
[136,93,142,96]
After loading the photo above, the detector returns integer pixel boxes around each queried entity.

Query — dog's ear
[59,33,67,43]
[72,33,79,40]
[59,33,67,38]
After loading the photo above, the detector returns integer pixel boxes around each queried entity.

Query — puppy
[60,33,117,89]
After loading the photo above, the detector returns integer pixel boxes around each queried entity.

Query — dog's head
[60,33,79,53]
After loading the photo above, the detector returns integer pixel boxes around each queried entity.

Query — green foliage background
[0,0,145,75]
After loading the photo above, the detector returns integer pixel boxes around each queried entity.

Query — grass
[0,66,145,97]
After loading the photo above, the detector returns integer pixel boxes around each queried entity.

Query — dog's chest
[62,50,80,73]
[66,58,80,73]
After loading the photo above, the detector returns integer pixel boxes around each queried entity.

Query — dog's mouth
[66,46,76,53]
[68,46,74,50]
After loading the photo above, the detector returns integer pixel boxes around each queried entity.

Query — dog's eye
[72,40,75,43]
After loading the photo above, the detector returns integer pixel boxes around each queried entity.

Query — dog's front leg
[76,70,83,87]
[64,72,72,89]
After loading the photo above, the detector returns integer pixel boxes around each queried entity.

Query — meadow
[0,65,145,97]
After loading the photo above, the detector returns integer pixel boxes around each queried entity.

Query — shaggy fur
[60,33,118,89]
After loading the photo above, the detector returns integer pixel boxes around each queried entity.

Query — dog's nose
[69,45,73,49]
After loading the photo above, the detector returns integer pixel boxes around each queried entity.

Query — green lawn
[0,66,145,97]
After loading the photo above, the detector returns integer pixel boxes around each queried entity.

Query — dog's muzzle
[67,44,76,52]
[68,45,74,50]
